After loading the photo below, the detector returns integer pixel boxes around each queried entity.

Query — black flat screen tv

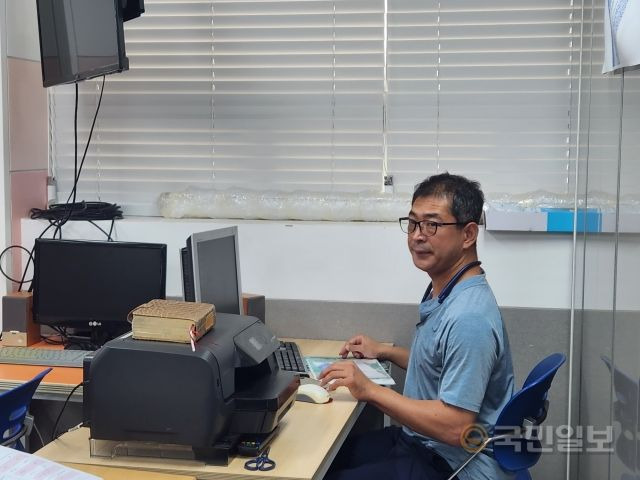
[32,239,167,341]
[36,0,129,87]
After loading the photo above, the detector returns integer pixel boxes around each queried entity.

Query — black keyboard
[275,341,308,376]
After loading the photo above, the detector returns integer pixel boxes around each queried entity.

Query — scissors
[244,447,276,471]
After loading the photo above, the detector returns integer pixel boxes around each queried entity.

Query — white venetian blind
[50,0,385,216]
[49,0,577,216]
[386,0,578,195]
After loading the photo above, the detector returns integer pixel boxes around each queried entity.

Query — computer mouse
[296,383,331,404]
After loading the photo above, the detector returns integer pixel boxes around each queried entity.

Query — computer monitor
[36,0,131,87]
[181,227,242,315]
[32,239,167,344]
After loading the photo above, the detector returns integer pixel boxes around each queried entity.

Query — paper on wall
[603,0,640,73]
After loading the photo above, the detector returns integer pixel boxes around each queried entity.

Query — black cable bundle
[30,201,122,222]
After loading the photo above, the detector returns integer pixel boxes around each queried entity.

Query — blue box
[543,208,601,233]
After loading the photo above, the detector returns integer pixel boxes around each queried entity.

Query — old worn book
[129,299,215,343]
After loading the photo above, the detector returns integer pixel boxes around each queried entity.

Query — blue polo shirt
[403,274,515,480]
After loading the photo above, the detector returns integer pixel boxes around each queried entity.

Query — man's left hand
[318,361,377,401]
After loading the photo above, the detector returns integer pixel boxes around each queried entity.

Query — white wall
[22,218,575,309]
[6,0,39,60]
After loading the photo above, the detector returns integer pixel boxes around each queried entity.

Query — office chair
[447,353,566,480]
[0,367,52,449]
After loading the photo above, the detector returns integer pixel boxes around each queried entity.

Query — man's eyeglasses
[398,217,467,237]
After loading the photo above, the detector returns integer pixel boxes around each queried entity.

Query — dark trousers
[325,426,457,480]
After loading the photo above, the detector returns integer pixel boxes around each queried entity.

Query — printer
[82,313,300,464]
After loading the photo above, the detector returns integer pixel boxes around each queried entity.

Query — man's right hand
[339,334,383,359]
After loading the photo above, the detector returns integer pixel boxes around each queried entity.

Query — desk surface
[64,463,196,480]
[0,341,84,401]
[36,339,363,480]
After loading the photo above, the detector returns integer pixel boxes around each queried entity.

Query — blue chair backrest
[493,353,566,472]
[0,368,52,447]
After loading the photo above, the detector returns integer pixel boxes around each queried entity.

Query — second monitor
[33,238,167,348]
[181,226,242,315]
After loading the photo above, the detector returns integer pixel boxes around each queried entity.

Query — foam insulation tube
[158,188,412,222]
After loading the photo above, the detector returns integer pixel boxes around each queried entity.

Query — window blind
[49,0,578,216]
[386,0,578,195]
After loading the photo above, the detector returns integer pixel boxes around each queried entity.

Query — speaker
[2,292,40,346]
[242,293,265,323]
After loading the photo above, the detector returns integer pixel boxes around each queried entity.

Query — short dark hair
[412,172,484,224]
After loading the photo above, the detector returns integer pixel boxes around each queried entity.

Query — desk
[64,463,196,480]
[36,339,364,480]
[0,341,83,402]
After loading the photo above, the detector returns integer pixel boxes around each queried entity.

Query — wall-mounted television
[36,0,141,87]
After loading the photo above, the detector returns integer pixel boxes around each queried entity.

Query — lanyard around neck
[422,260,482,304]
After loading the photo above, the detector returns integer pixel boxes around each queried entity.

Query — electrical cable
[15,223,57,291]
[0,77,120,291]
[49,327,75,348]
[50,76,114,237]
[33,423,46,450]
[88,220,113,240]
[40,333,66,345]
[73,82,78,205]
[1,222,61,293]
[39,327,74,348]
[0,245,34,284]
[70,76,106,200]
[64,334,96,351]
[52,381,84,442]
[107,218,116,239]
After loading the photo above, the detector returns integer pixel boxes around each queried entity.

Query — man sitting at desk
[319,173,515,480]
